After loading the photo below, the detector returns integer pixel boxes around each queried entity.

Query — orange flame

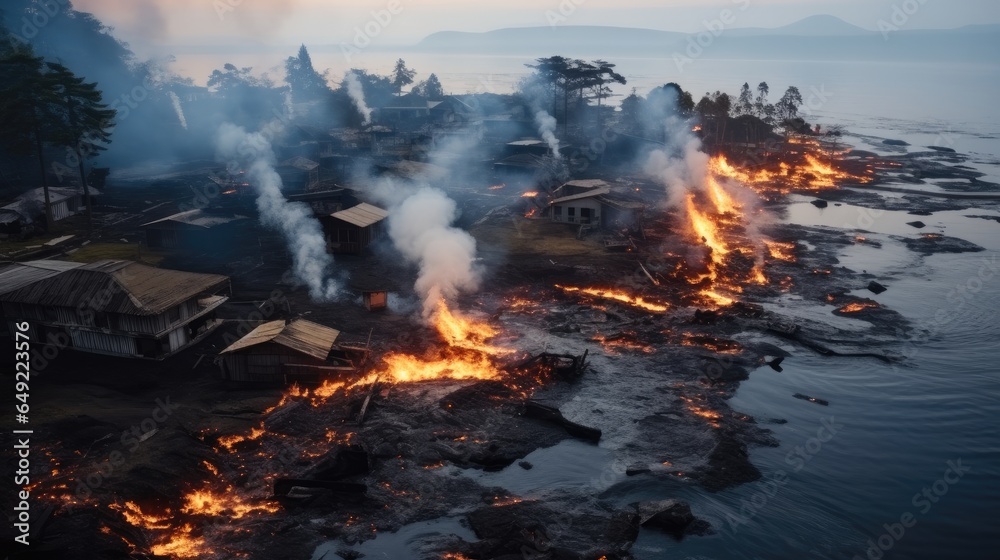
[377,300,507,384]
[555,285,669,312]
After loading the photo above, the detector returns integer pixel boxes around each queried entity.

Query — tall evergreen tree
[47,61,116,233]
[0,44,60,229]
[390,58,416,96]
[284,44,329,101]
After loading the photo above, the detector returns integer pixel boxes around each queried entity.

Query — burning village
[2,2,1000,560]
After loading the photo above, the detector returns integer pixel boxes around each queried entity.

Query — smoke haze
[215,122,342,301]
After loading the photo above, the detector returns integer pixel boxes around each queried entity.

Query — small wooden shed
[218,319,364,385]
[322,202,389,255]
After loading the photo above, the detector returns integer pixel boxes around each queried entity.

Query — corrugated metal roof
[550,187,612,205]
[141,209,248,229]
[0,259,229,315]
[219,319,340,361]
[0,260,85,295]
[330,203,388,228]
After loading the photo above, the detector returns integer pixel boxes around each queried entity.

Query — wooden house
[218,319,366,385]
[0,259,229,359]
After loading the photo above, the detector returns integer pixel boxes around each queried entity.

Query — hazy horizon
[69,0,1000,56]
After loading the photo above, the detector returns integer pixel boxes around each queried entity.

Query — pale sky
[72,0,999,55]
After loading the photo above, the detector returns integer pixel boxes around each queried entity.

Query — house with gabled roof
[0,259,229,359]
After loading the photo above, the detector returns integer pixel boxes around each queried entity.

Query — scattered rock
[908,210,933,216]
[883,139,910,146]
[867,281,888,295]
[518,461,533,470]
[928,145,957,153]
[633,499,711,539]
[895,234,984,255]
[793,393,829,406]
[906,221,926,228]
[811,199,828,208]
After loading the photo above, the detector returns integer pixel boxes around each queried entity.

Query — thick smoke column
[167,91,187,130]
[344,72,373,125]
[643,128,708,209]
[215,123,341,301]
[534,110,561,159]
[387,188,482,320]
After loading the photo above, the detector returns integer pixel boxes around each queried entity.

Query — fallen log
[525,400,601,443]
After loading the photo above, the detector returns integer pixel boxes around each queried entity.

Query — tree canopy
[390,58,416,96]
[285,45,329,102]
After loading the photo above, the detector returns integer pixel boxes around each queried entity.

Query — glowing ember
[591,332,657,355]
[765,240,797,261]
[488,183,505,190]
[217,426,265,451]
[181,488,279,518]
[521,191,540,197]
[837,301,880,313]
[490,495,525,507]
[555,285,669,312]
[150,524,205,558]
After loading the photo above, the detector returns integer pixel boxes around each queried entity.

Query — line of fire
[2,37,993,560]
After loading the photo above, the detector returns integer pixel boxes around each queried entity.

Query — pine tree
[47,62,116,233]
[390,59,416,96]
[285,45,329,101]
[0,45,61,229]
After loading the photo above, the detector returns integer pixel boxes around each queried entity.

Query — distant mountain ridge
[414,15,1000,61]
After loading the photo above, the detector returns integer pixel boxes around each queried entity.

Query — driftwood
[525,400,601,443]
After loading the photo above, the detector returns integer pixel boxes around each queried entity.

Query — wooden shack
[218,319,365,385]
[0,259,229,359]
[322,202,389,255]
[140,209,249,252]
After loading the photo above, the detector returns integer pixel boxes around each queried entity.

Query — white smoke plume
[386,188,482,321]
[215,122,341,301]
[344,71,373,126]
[534,109,561,160]
[644,132,709,210]
[167,91,187,130]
